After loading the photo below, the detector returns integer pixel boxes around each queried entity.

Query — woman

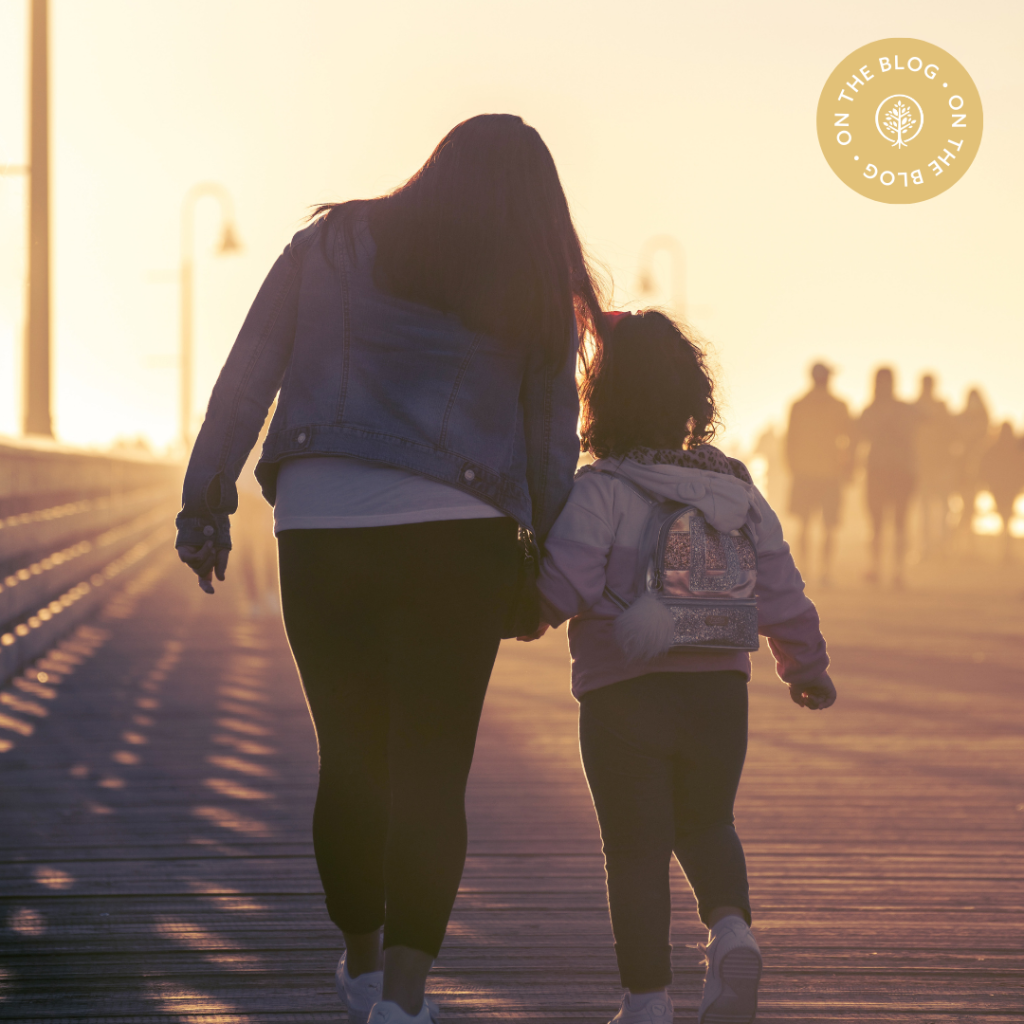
[175,114,603,1023]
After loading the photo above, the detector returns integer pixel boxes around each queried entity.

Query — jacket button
[297,432,307,444]
[463,469,475,482]
[203,525,215,537]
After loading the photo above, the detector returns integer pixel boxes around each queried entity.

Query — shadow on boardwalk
[1,550,1022,1021]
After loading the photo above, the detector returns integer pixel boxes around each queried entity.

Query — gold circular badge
[817,38,982,204]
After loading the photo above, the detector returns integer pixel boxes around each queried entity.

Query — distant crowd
[763,364,1022,586]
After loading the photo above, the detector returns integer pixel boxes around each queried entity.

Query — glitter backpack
[602,471,760,660]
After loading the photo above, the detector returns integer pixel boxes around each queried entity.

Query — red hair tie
[602,310,633,330]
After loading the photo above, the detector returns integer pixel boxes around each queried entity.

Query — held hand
[517,622,551,642]
[176,542,230,594]
[788,673,837,710]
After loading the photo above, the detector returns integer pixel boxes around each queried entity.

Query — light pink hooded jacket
[536,456,829,699]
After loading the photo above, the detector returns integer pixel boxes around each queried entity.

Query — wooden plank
[1,549,1023,1022]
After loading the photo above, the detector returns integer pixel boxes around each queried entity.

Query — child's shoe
[335,955,382,1024]
[366,1000,438,1024]
[609,988,673,1022]
[697,917,762,1023]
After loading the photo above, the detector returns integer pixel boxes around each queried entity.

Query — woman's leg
[281,519,518,1014]
[278,529,393,948]
[380,519,518,955]
[669,672,751,927]
[579,680,677,994]
[379,518,518,1012]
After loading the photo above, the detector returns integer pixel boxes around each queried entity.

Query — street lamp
[180,182,242,453]
[636,235,685,319]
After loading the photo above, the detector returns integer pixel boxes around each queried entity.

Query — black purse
[500,526,541,639]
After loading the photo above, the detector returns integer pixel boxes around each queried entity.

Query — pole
[179,183,239,453]
[24,0,52,436]
[180,253,193,454]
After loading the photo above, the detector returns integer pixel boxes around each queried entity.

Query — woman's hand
[517,622,550,642]
[177,541,230,594]
[788,673,836,710]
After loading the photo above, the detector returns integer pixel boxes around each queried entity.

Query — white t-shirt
[273,456,506,533]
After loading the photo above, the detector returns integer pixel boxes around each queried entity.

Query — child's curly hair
[579,309,719,459]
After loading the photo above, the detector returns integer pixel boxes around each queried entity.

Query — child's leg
[579,683,677,994]
[669,673,751,928]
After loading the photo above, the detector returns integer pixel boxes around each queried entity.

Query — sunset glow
[1,1,1021,452]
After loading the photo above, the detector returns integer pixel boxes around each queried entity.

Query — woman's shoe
[367,1000,438,1023]
[335,955,383,1024]
[697,918,762,1023]
[609,989,673,1022]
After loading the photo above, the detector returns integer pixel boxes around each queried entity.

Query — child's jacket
[537,452,829,699]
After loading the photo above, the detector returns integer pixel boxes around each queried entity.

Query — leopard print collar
[619,445,742,478]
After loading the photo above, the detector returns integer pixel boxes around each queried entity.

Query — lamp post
[0,0,53,436]
[636,235,685,319]
[23,0,51,436]
[180,182,241,454]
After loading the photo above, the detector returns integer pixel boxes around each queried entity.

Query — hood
[590,457,759,534]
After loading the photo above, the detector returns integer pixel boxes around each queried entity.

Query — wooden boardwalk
[1,547,1022,1021]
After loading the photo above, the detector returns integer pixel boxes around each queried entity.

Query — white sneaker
[366,999,439,1024]
[335,956,383,1024]
[609,989,673,1022]
[697,918,762,1023]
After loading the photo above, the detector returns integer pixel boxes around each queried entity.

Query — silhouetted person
[952,389,990,539]
[857,368,916,587]
[754,424,786,510]
[913,374,955,558]
[980,422,1024,562]
[785,362,851,584]
[174,114,605,1022]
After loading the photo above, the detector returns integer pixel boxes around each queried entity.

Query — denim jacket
[175,206,581,550]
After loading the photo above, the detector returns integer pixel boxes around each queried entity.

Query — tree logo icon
[875,94,924,148]
[817,38,983,204]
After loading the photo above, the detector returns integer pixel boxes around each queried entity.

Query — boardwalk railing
[0,437,180,686]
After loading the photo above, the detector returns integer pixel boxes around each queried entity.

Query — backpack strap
[598,469,664,611]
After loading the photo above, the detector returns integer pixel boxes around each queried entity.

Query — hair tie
[602,310,634,331]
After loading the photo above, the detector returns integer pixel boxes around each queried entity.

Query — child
[527,310,836,1024]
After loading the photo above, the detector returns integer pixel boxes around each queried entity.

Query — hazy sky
[0,0,1021,453]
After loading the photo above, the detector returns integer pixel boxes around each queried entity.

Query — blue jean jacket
[175,208,581,550]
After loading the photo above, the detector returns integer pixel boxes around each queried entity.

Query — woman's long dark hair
[579,310,719,458]
[312,114,603,367]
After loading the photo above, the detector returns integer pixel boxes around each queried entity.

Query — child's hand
[788,673,836,710]
[517,623,550,642]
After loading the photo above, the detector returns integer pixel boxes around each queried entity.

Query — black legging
[579,671,751,992]
[278,518,519,957]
